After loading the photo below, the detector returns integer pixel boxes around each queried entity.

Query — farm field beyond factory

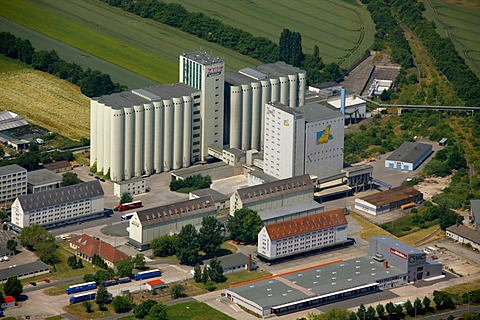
[163,0,375,67]
[422,0,480,76]
[0,0,261,87]
[0,56,90,140]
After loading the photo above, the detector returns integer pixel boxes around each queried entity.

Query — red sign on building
[390,248,407,259]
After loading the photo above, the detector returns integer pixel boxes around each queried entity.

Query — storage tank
[143,103,154,175]
[229,85,242,149]
[241,84,252,150]
[183,96,192,168]
[133,104,145,177]
[173,97,184,170]
[270,78,280,103]
[153,101,164,173]
[111,108,125,181]
[298,71,306,106]
[260,79,271,149]
[251,82,261,150]
[103,106,112,175]
[163,99,174,171]
[288,74,298,108]
[279,76,288,105]
[90,100,98,167]
[96,102,105,173]
[124,106,134,180]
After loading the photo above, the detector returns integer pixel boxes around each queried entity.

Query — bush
[205,280,217,291]
[112,296,134,313]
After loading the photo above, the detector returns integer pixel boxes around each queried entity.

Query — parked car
[60,234,71,240]
[44,279,50,283]
[88,172,94,176]
[30,281,37,286]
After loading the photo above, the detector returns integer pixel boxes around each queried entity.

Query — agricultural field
[0,0,261,87]
[163,0,375,67]
[0,56,90,140]
[422,0,480,76]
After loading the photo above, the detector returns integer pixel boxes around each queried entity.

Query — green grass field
[163,0,375,67]
[0,54,30,73]
[422,0,480,76]
[0,0,261,86]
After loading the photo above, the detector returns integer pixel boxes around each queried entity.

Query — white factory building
[385,142,433,171]
[11,180,105,229]
[91,84,201,182]
[257,209,348,260]
[264,101,344,180]
[225,63,306,151]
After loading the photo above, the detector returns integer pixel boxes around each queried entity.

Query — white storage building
[113,177,145,198]
[385,142,432,171]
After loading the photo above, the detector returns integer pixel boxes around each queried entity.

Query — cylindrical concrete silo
[229,85,242,149]
[279,76,288,105]
[143,103,154,175]
[298,71,306,106]
[288,74,298,108]
[163,99,174,171]
[153,101,164,173]
[270,78,280,103]
[241,84,252,150]
[103,107,112,175]
[173,97,184,170]
[183,95,192,168]
[90,99,98,167]
[133,104,145,177]
[96,102,105,173]
[260,79,271,149]
[110,108,125,181]
[250,82,261,150]
[124,106,134,180]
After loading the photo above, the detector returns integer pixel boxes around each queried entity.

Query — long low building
[128,196,216,250]
[257,209,348,261]
[385,142,432,171]
[354,186,423,216]
[446,224,480,251]
[11,180,105,229]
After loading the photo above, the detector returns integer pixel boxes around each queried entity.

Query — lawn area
[350,212,395,241]
[190,270,272,292]
[0,54,30,73]
[50,242,96,279]
[163,0,374,67]
[381,214,439,238]
[399,224,444,247]
[64,301,116,319]
[0,0,261,86]
[444,279,480,295]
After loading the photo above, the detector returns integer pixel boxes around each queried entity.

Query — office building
[180,52,225,158]
[27,169,62,194]
[0,164,27,203]
[113,177,145,198]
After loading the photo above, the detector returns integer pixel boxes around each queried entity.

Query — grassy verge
[190,270,272,292]
[63,302,116,319]
[381,214,439,237]
[444,279,480,295]
[45,316,64,320]
[50,242,96,279]
[399,224,444,246]
[0,54,30,73]
[350,212,395,241]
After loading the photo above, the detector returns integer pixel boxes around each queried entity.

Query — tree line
[0,32,125,97]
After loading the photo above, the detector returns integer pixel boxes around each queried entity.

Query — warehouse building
[257,209,348,260]
[264,101,344,180]
[446,224,480,251]
[0,164,27,203]
[225,63,306,150]
[370,236,443,282]
[128,196,216,250]
[27,169,62,194]
[204,253,257,275]
[470,199,480,231]
[189,188,230,211]
[113,177,145,198]
[258,200,324,225]
[354,186,423,216]
[70,234,130,268]
[385,142,432,171]
[10,180,105,229]
[229,175,314,216]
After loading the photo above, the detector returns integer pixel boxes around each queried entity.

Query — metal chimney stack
[340,87,346,115]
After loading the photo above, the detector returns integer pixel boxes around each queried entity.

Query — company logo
[408,254,426,265]
[390,248,407,260]
[316,125,333,145]
[207,66,223,77]
[131,220,140,228]
[284,119,289,127]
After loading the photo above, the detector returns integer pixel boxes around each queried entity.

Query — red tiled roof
[265,209,347,241]
[4,296,15,303]
[147,279,164,286]
[73,234,130,263]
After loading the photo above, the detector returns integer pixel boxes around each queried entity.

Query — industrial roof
[17,180,104,211]
[358,186,422,207]
[471,200,480,223]
[204,253,250,270]
[136,196,215,227]
[371,236,424,255]
[115,177,144,186]
[228,256,405,309]
[225,61,305,85]
[327,96,366,109]
[298,102,343,122]
[265,209,347,241]
[446,224,480,244]
[258,200,323,222]
[237,175,313,204]
[73,234,130,263]
[27,169,62,186]
[0,164,26,176]
[0,111,28,132]
[181,51,223,65]
[190,188,229,203]
[247,169,279,183]
[386,142,432,164]
[94,83,199,108]
[0,260,50,282]
[42,160,71,171]
[147,279,164,286]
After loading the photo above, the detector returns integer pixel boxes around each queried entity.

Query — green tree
[35,239,58,264]
[205,280,216,291]
[193,264,202,283]
[376,303,385,319]
[170,284,186,299]
[385,302,396,318]
[433,290,455,310]
[151,235,176,257]
[202,265,209,284]
[6,239,17,251]
[4,277,23,296]
[356,304,366,320]
[77,258,84,269]
[120,192,133,205]
[95,285,110,309]
[404,300,414,316]
[133,299,157,318]
[61,172,82,186]
[423,296,431,312]
[366,306,375,320]
[132,253,146,269]
[199,216,223,256]
[414,297,423,315]
[149,303,168,320]
[19,224,55,251]
[208,258,226,283]
[175,224,199,265]
[83,301,93,313]
[112,295,133,313]
[116,259,134,278]
[227,208,263,244]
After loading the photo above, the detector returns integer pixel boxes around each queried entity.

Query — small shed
[1,295,15,308]
[145,279,166,291]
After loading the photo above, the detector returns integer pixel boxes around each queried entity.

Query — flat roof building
[385,142,432,171]
[446,224,480,251]
[27,169,62,194]
[113,177,145,198]
[189,188,230,211]
[128,196,216,250]
[0,164,27,203]
[204,252,256,275]
[355,186,423,216]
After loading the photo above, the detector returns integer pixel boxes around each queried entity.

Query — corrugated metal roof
[446,224,480,244]
[18,180,104,211]
[386,142,432,164]
[136,196,215,227]
[204,253,249,270]
[358,186,422,207]
[237,175,313,204]
[265,209,347,241]
[471,200,480,223]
